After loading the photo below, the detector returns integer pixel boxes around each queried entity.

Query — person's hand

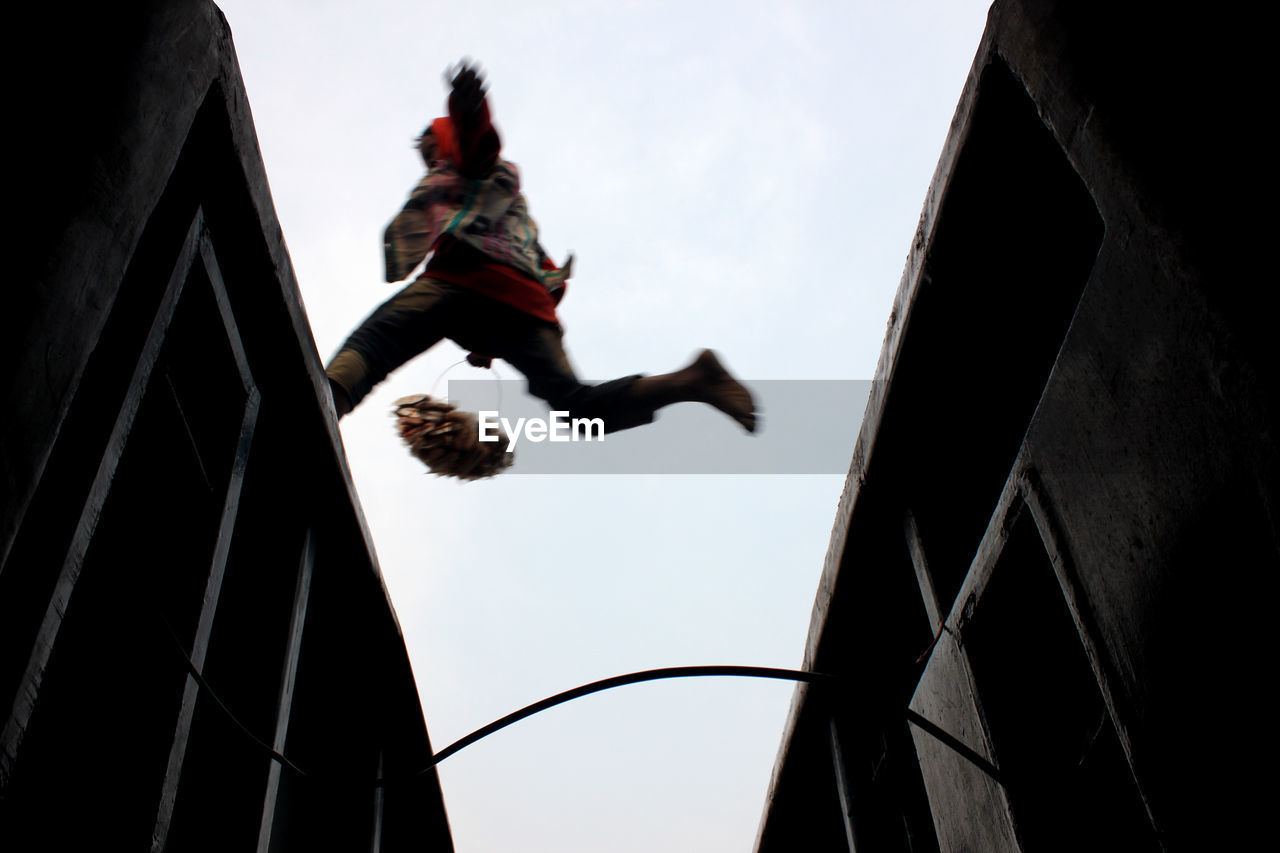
[447,60,487,116]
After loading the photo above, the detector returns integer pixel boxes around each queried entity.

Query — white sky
[214,2,992,850]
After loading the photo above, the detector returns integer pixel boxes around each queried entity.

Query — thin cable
[428,358,503,411]
[429,359,468,399]
[379,666,834,785]
[489,362,504,413]
[154,611,312,778]
[153,614,999,791]
[914,622,949,666]
[904,708,1002,784]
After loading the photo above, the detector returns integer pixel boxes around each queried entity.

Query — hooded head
[416,117,459,166]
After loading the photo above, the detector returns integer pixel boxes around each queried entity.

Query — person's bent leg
[325,278,456,418]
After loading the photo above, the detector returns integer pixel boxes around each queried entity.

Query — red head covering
[430,116,459,163]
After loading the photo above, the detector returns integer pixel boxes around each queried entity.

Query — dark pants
[326,277,653,431]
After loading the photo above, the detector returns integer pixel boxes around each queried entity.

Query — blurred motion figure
[325,61,756,438]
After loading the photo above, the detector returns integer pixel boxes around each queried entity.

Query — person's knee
[325,348,373,411]
[328,377,353,419]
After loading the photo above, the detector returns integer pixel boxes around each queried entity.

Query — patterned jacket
[381,140,571,302]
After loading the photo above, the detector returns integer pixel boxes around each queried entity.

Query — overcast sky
[214,2,993,850]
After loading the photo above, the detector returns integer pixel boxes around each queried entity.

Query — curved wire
[379,665,834,785]
[155,611,310,778]
[157,613,999,790]
[429,358,468,400]
[904,708,1002,784]
[489,361,504,413]
[428,358,504,411]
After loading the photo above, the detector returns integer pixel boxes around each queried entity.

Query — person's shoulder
[493,157,520,179]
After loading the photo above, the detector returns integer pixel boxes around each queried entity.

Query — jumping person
[325,61,756,438]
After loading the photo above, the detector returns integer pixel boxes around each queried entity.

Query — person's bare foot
[688,349,757,433]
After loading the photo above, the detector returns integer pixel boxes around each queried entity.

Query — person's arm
[447,62,500,177]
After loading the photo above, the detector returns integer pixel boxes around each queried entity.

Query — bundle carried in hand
[392,394,512,480]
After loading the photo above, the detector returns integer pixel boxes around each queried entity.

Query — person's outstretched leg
[492,323,652,431]
[629,349,756,432]
[498,321,756,434]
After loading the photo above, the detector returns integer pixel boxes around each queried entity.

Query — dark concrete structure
[2,3,452,850]
[754,1,1273,850]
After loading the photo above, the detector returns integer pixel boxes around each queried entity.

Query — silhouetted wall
[1,3,453,850]
[755,1,1274,850]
